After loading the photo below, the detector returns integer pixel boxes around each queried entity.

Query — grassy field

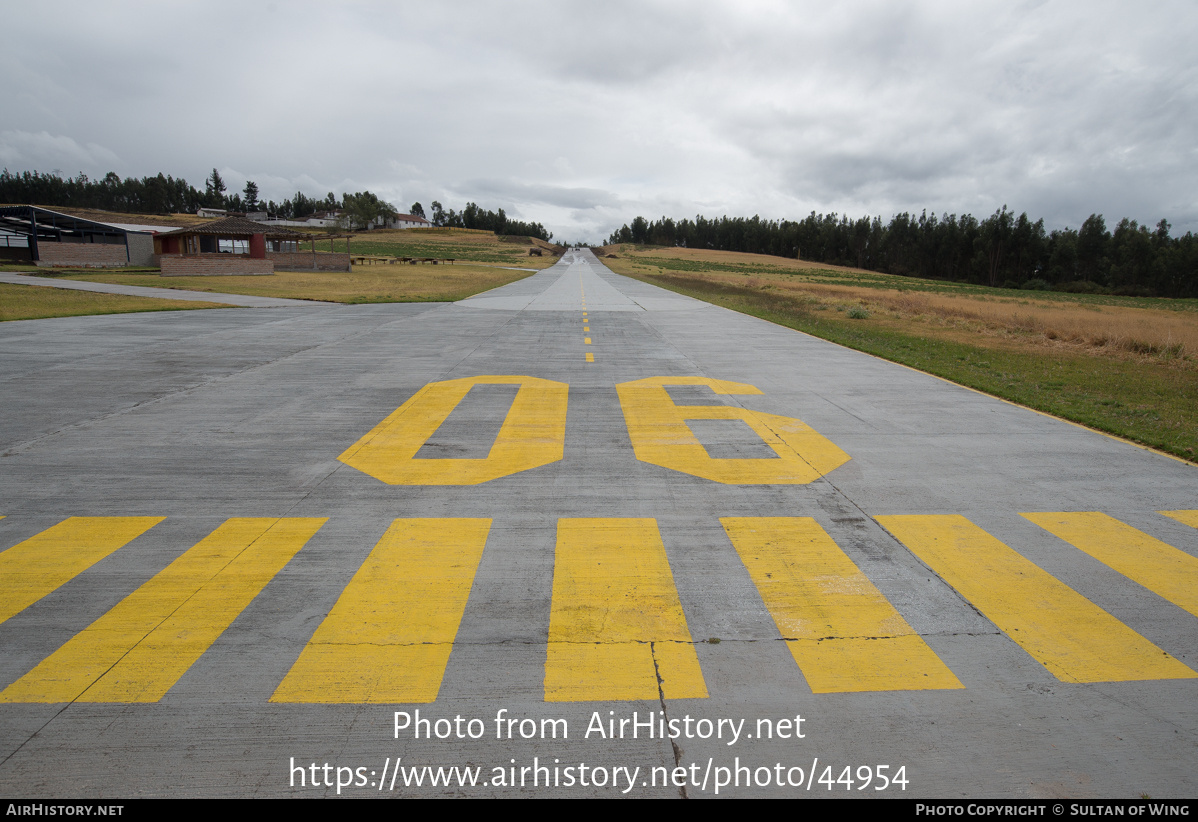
[3,228,554,305]
[0,282,228,322]
[596,243,1198,463]
[36,263,536,304]
[294,227,562,268]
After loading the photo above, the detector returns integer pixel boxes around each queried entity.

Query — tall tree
[205,169,226,208]
[979,205,1014,287]
[1077,214,1110,284]
[409,202,425,219]
[338,191,397,230]
[243,181,259,211]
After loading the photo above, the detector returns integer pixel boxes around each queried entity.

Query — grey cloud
[2,0,1197,241]
[0,130,121,173]
[457,180,621,211]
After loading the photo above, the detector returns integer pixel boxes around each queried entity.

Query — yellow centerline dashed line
[272,518,491,704]
[1023,511,1198,620]
[0,517,164,627]
[723,517,962,693]
[876,514,1195,683]
[545,518,707,701]
[581,281,594,360]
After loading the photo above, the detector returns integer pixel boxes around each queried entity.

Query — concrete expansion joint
[782,630,998,642]
[2,325,374,455]
[649,641,689,799]
[1,382,221,454]
[792,634,922,643]
[312,641,454,647]
[937,629,1003,637]
[423,639,544,646]
[547,639,702,646]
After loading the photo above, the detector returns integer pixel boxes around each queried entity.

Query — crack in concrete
[650,641,688,800]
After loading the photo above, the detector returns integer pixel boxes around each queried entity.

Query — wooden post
[28,208,39,262]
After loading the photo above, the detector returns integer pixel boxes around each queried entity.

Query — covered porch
[153,216,349,275]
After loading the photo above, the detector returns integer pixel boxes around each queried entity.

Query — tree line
[0,167,345,219]
[607,208,1198,298]
[0,168,550,240]
[410,200,550,241]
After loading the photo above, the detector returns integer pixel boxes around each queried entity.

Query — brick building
[153,216,350,275]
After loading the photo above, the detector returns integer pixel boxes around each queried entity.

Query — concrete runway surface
[1,249,1196,798]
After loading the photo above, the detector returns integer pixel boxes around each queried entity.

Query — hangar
[0,205,157,267]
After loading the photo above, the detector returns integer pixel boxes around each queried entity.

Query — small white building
[391,213,432,229]
[253,210,433,230]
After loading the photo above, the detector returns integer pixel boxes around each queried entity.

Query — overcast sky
[3,1,1196,242]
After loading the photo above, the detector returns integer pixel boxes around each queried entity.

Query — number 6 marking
[616,376,849,484]
[338,375,568,485]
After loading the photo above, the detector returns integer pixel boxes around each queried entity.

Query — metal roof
[153,216,308,239]
[0,205,141,240]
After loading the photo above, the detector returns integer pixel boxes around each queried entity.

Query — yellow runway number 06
[339,375,849,486]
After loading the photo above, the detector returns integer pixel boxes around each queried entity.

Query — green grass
[306,229,554,267]
[332,239,524,263]
[626,271,1198,463]
[0,282,228,322]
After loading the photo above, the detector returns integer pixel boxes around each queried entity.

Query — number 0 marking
[339,375,568,485]
[616,377,849,484]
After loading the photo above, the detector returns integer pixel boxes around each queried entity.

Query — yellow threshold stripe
[1160,510,1198,530]
[877,515,1194,683]
[272,518,490,704]
[1023,512,1198,620]
[545,518,707,702]
[0,517,164,626]
[722,518,961,693]
[585,353,594,362]
[2,518,324,703]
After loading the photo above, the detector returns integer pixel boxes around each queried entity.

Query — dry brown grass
[742,278,1196,359]
[1,205,211,228]
[60,263,534,304]
[601,249,1197,367]
[812,283,1192,362]
[595,244,872,275]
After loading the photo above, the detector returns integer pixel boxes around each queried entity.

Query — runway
[1,249,1195,797]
